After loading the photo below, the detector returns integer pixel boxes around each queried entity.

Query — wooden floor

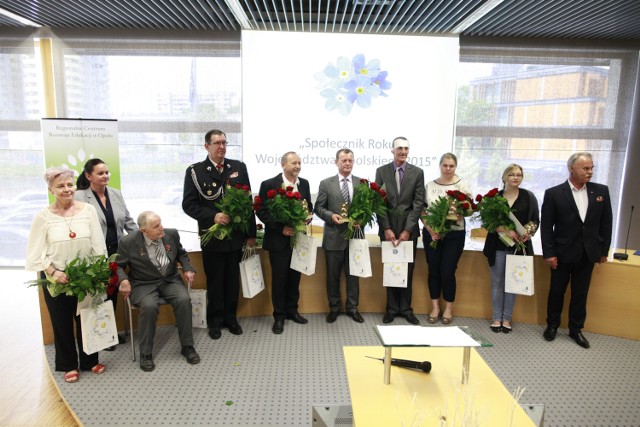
[1,269,78,426]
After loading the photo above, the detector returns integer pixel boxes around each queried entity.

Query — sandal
[64,370,79,383]
[442,316,453,325]
[427,312,440,324]
[91,363,106,374]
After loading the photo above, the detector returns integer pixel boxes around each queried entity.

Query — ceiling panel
[0,0,639,40]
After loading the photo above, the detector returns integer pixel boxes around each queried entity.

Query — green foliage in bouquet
[344,179,388,239]
[421,196,455,248]
[27,254,119,308]
[201,184,254,245]
[476,188,514,233]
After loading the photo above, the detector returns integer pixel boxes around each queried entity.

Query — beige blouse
[25,202,107,272]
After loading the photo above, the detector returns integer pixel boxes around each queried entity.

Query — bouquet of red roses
[27,254,119,308]
[200,183,254,245]
[342,179,388,239]
[422,190,477,248]
[475,188,537,250]
[257,184,311,245]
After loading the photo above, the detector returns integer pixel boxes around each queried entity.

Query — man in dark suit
[541,152,613,349]
[182,129,256,340]
[315,148,364,324]
[257,152,313,334]
[375,137,425,325]
[117,211,200,371]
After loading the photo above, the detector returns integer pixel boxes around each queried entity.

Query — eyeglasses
[507,173,523,178]
[209,140,227,146]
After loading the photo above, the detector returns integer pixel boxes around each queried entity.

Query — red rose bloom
[370,182,379,191]
[293,192,301,200]
[254,195,262,205]
[267,189,277,198]
[379,189,387,198]
[475,194,483,202]
[235,183,242,189]
[278,188,286,195]
[285,191,294,198]
[456,193,466,201]
[286,186,294,192]
[109,275,119,286]
[360,178,368,184]
[242,184,250,191]
[109,262,118,273]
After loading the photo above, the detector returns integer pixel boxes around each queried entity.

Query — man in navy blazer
[257,152,313,334]
[314,148,364,324]
[375,137,425,325]
[182,129,257,340]
[117,211,200,371]
[541,152,613,349]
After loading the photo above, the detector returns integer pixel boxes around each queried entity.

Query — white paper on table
[382,262,408,287]
[375,325,480,347]
[381,241,413,263]
[508,212,526,235]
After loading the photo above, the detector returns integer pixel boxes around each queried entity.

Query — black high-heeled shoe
[490,323,502,333]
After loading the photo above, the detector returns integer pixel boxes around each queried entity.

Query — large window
[0,38,45,266]
[54,38,242,251]
[455,45,635,251]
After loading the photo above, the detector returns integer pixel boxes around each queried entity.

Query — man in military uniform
[182,129,256,340]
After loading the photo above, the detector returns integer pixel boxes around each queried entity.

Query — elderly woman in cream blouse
[26,167,107,383]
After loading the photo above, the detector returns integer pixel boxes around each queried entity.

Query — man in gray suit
[117,211,200,371]
[314,149,364,323]
[375,137,425,324]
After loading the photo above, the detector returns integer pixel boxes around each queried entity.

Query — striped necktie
[154,241,170,276]
[341,177,350,203]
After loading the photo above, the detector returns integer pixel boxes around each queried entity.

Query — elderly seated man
[116,211,200,372]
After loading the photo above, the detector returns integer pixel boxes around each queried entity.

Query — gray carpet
[45,314,640,427]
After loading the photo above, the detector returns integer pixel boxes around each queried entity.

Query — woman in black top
[482,164,539,333]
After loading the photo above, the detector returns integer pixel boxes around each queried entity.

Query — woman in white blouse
[422,153,471,325]
[26,167,107,383]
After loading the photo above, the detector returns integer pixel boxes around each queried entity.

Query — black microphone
[366,356,432,373]
[614,205,634,261]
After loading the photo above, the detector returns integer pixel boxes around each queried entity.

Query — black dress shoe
[227,323,243,335]
[347,312,364,323]
[405,313,420,325]
[326,311,339,323]
[209,327,222,340]
[181,346,201,364]
[569,329,590,349]
[286,313,308,324]
[272,320,284,334]
[382,313,394,323]
[139,354,155,372]
[543,325,558,341]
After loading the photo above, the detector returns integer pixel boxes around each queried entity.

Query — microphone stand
[614,205,634,261]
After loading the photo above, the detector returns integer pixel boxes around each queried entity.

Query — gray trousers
[137,281,193,356]
[325,248,360,313]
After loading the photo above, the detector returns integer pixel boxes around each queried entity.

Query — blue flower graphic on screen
[315,53,391,116]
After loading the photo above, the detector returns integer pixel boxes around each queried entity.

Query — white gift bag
[505,251,535,296]
[189,288,208,328]
[240,246,265,298]
[383,262,408,288]
[290,233,318,276]
[349,238,372,278]
[80,299,118,354]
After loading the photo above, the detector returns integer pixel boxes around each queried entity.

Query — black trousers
[268,247,302,321]
[325,248,359,313]
[202,249,242,328]
[386,238,418,316]
[546,248,595,330]
[423,230,465,302]
[42,276,99,372]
